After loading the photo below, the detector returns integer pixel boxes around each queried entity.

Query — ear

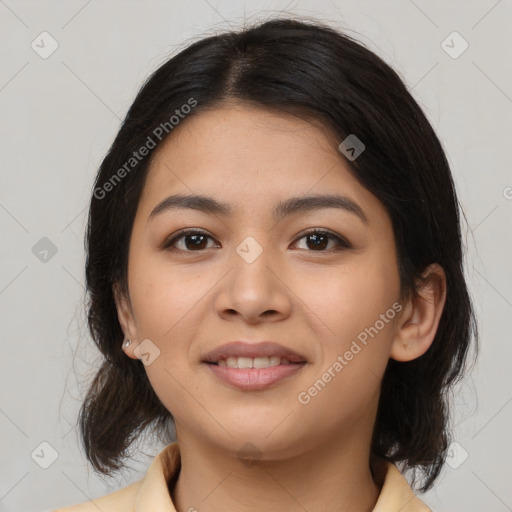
[390,263,447,362]
[113,282,139,360]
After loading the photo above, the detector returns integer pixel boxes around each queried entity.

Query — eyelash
[161,228,352,253]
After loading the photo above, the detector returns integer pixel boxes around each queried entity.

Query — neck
[171,425,381,512]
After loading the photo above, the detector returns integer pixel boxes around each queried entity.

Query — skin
[115,103,446,512]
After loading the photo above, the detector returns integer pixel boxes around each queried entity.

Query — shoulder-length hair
[80,16,477,492]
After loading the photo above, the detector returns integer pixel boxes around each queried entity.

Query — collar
[134,442,431,512]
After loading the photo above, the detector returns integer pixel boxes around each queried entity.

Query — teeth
[269,356,282,366]
[237,357,252,369]
[217,356,289,368]
[253,356,269,368]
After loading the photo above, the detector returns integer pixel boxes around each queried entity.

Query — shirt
[53,442,432,511]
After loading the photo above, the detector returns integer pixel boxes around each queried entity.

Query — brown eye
[163,229,218,252]
[293,229,351,252]
[162,228,351,253]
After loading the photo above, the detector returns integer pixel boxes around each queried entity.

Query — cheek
[298,255,400,415]
[296,267,399,428]
[300,255,400,341]
[128,251,207,338]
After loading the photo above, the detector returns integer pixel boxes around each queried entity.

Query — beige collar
[133,442,431,512]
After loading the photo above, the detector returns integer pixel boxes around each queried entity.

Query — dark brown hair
[79,16,477,492]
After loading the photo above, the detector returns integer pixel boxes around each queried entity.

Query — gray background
[1,1,511,511]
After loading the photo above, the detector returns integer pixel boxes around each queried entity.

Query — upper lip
[203,341,307,363]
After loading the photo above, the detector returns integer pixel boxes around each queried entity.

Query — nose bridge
[231,233,275,297]
[235,234,267,266]
[214,232,291,322]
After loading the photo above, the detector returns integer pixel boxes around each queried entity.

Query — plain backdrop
[1,1,511,511]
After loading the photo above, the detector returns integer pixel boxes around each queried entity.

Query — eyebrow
[147,193,368,224]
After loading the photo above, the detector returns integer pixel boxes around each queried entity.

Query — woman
[54,16,477,512]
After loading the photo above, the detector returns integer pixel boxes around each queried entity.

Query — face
[117,104,403,460]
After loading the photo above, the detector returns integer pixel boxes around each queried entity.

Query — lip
[206,363,306,390]
[203,341,307,391]
[203,341,307,364]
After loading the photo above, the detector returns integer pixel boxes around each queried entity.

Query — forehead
[151,105,340,176]
[137,105,386,223]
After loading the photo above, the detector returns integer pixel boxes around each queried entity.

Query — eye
[162,229,219,252]
[162,228,351,253]
[292,229,351,252]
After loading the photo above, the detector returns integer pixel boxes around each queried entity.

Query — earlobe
[390,263,447,362]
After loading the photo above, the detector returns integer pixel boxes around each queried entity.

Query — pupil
[187,234,207,250]
[308,233,327,250]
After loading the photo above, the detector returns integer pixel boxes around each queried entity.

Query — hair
[79,16,477,492]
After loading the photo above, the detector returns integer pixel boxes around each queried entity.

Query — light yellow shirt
[53,442,431,511]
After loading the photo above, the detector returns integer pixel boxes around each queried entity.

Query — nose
[213,241,292,325]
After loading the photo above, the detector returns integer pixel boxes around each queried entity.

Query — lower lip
[205,362,306,390]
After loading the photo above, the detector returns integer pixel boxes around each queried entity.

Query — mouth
[207,356,301,368]
[203,341,307,365]
[203,341,307,390]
